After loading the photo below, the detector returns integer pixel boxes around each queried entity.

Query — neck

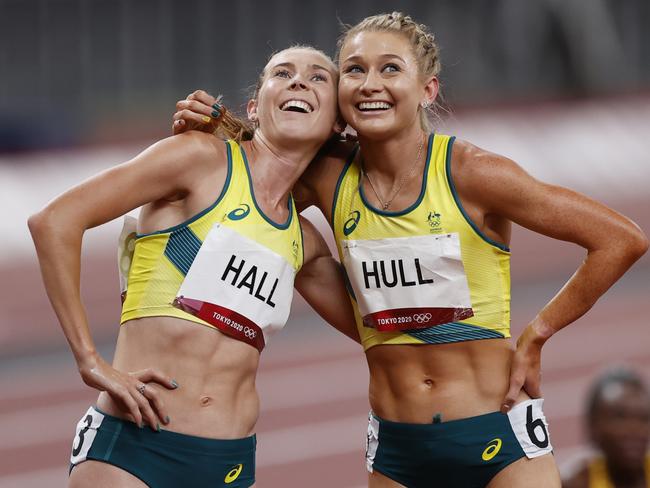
[245,131,320,209]
[357,126,428,178]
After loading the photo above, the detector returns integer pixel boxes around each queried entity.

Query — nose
[360,69,382,94]
[289,75,308,91]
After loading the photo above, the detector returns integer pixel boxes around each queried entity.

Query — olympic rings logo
[413,313,432,324]
[243,326,257,339]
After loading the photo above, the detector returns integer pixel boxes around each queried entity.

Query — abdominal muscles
[97,316,261,439]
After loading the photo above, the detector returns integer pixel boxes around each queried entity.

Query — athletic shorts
[365,398,553,488]
[69,406,256,488]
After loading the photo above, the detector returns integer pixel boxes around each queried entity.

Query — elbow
[27,210,48,240]
[622,225,649,263]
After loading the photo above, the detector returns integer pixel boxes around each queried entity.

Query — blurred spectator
[563,367,650,488]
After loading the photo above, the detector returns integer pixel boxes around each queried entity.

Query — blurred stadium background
[1,0,649,486]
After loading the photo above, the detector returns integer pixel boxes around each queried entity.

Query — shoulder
[143,132,229,187]
[449,138,536,212]
[450,139,523,185]
[296,138,356,212]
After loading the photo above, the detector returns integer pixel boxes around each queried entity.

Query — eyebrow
[342,54,407,64]
[271,62,332,72]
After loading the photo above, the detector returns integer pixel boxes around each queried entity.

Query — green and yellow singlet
[332,133,511,351]
[119,140,303,352]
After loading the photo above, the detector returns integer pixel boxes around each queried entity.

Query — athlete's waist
[366,338,514,422]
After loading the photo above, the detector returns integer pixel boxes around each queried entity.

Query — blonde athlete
[175,12,648,488]
[29,46,357,488]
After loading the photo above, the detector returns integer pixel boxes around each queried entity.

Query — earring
[420,101,429,108]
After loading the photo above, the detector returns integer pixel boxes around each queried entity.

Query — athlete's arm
[451,140,648,411]
[295,216,361,343]
[28,131,227,429]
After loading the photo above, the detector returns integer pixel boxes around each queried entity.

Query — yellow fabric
[332,133,511,350]
[121,139,303,326]
[588,456,650,488]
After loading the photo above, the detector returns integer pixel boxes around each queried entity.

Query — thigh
[486,453,560,488]
[69,460,148,488]
[368,470,407,488]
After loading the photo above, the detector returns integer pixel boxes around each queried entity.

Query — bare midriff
[366,338,530,424]
[96,316,260,439]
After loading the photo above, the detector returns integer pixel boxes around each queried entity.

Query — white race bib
[70,406,105,465]
[342,233,473,331]
[507,399,553,458]
[174,224,294,351]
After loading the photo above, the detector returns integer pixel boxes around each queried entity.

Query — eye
[274,69,291,78]
[311,72,328,82]
[382,64,400,73]
[344,64,364,74]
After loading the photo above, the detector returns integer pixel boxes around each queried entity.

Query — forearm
[29,213,98,367]
[530,242,647,343]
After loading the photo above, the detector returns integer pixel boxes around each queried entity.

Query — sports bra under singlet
[119,139,304,352]
[332,133,511,351]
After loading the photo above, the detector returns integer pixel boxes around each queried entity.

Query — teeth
[358,101,392,110]
[281,100,313,113]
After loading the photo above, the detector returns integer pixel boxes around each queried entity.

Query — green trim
[444,137,510,252]
[406,321,506,344]
[136,140,234,238]
[330,145,359,229]
[240,144,293,230]
[359,133,435,217]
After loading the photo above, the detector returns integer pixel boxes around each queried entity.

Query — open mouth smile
[280,99,314,113]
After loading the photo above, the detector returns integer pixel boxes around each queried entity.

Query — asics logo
[224,463,243,483]
[343,211,361,236]
[482,438,502,461]
[227,204,250,221]
[413,313,432,324]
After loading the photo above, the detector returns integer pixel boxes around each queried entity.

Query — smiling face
[338,30,438,140]
[248,48,340,148]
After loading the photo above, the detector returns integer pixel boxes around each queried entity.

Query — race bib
[507,399,553,458]
[174,224,294,351]
[70,406,105,465]
[342,233,473,331]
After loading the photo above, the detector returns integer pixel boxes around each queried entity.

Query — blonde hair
[214,45,337,143]
[337,12,444,131]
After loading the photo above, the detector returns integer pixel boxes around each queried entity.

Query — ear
[247,99,258,123]
[422,76,439,108]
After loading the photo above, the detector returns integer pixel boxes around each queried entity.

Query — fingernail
[171,379,179,389]
[165,415,171,424]
[212,102,222,110]
[202,115,211,123]
[156,423,161,432]
[211,110,221,118]
[139,422,144,428]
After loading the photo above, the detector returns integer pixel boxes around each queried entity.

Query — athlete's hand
[501,322,551,413]
[172,89,220,134]
[78,354,178,430]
